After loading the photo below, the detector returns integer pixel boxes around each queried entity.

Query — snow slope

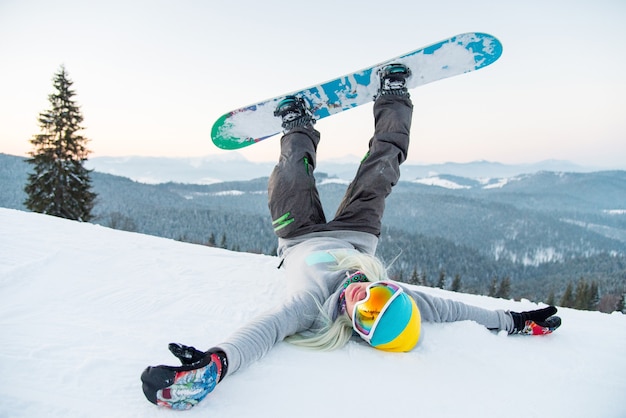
[1,208,625,418]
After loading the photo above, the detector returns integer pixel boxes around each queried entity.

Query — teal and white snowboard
[211,32,502,150]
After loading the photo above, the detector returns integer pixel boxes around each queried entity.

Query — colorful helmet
[351,281,421,352]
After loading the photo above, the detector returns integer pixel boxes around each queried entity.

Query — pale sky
[1,0,625,167]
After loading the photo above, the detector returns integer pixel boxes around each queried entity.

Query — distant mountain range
[84,153,604,185]
[2,152,625,303]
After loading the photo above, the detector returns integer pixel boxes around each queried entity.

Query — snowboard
[211,32,502,150]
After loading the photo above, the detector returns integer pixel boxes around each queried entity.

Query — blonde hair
[285,251,388,351]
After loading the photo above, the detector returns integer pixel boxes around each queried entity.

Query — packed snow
[0,208,625,418]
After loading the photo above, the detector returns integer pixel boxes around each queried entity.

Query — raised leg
[267,126,326,239]
[328,94,413,236]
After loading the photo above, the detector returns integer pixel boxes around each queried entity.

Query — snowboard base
[211,32,502,150]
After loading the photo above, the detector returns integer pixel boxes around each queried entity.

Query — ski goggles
[351,281,404,342]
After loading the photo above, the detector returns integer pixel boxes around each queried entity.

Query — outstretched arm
[407,288,561,335]
[408,289,513,331]
[140,294,322,410]
[216,295,319,375]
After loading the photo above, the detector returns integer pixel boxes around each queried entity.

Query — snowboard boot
[274,96,315,131]
[377,63,411,98]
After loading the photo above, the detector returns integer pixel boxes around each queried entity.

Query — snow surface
[1,208,625,418]
[412,176,471,190]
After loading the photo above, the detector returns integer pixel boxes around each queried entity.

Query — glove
[509,306,561,335]
[141,344,228,410]
[168,343,208,365]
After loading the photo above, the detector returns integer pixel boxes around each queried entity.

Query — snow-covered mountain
[85,154,598,184]
[86,154,276,184]
[1,208,624,418]
[3,153,625,304]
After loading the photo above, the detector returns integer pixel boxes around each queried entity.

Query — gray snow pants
[268,95,413,239]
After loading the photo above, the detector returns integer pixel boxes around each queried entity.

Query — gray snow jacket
[217,231,513,376]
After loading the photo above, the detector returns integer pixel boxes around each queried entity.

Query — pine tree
[560,282,575,308]
[207,233,216,247]
[417,271,426,286]
[24,66,96,221]
[495,277,511,299]
[450,274,462,292]
[436,269,446,289]
[488,277,498,297]
[588,281,600,311]
[574,277,590,310]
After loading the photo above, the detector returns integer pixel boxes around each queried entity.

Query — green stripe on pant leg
[272,212,295,232]
[304,157,310,175]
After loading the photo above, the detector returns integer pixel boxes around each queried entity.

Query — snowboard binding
[377,63,411,98]
[274,96,316,131]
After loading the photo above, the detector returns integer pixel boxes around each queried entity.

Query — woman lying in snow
[141,64,561,410]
